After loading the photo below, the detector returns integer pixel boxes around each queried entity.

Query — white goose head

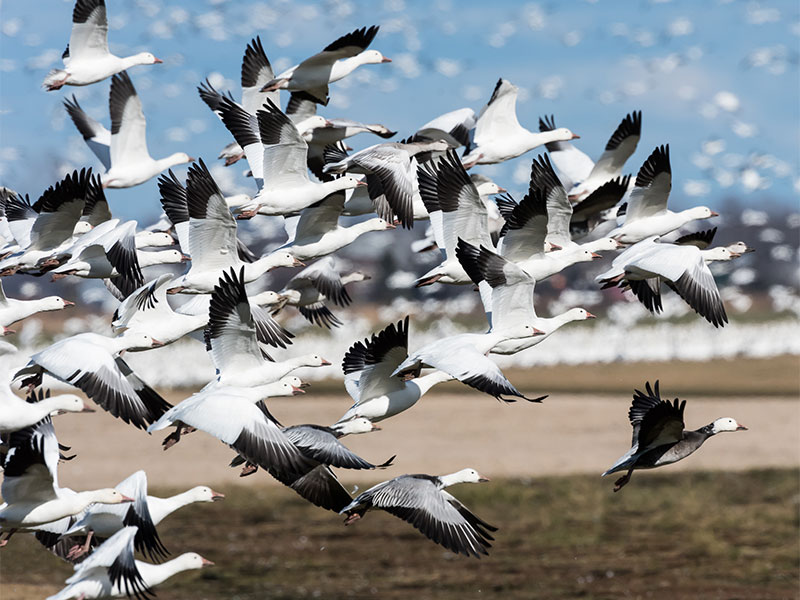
[187,485,225,503]
[356,49,392,65]
[440,468,490,487]
[710,417,747,434]
[333,417,379,436]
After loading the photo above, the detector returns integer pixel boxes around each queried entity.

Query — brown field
[1,357,798,599]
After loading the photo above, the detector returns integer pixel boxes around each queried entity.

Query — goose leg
[0,529,18,547]
[343,512,361,526]
[613,469,634,492]
[66,531,94,561]
[239,462,258,477]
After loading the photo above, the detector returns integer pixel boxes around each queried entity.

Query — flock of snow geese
[1,1,753,597]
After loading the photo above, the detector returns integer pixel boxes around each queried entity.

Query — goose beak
[729,252,742,258]
[356,181,369,187]
[585,312,597,319]
[370,423,382,431]
[381,57,393,63]
[120,495,135,503]
[496,186,507,193]
[63,300,76,307]
[591,252,603,259]
[548,243,562,251]
[324,120,334,127]
[532,327,546,336]
[320,358,332,366]
[150,339,165,348]
[81,403,96,413]
[570,134,580,140]
[200,557,215,567]
[2,328,14,336]
[736,424,748,431]
[298,382,311,389]
[180,254,191,263]
[210,490,225,501]
[153,57,163,64]
[478,477,490,483]
[167,286,185,295]
[710,211,720,217]
[742,246,755,253]
[615,240,626,249]
[291,386,305,395]
[292,258,305,267]
[385,222,397,229]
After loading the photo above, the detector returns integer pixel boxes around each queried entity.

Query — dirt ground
[50,391,799,491]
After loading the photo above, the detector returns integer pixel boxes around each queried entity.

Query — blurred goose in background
[218,98,363,215]
[46,526,213,600]
[539,111,641,199]
[462,79,578,167]
[0,415,133,546]
[43,0,163,91]
[568,175,631,240]
[603,381,747,491]
[336,317,454,424]
[254,256,371,328]
[340,468,496,558]
[63,72,193,188]
[261,25,391,105]
[14,331,171,430]
[608,145,718,244]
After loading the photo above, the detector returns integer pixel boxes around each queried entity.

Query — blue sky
[0,0,798,223]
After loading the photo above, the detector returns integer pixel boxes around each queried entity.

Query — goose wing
[283,425,381,470]
[538,114,593,189]
[64,96,111,170]
[585,111,642,183]
[257,99,310,189]
[625,145,671,222]
[68,0,109,60]
[218,96,265,186]
[291,256,351,307]
[342,317,408,402]
[628,381,686,452]
[240,36,278,114]
[474,79,521,145]
[109,71,151,166]
[28,169,90,252]
[2,414,59,504]
[529,154,572,248]
[292,191,345,241]
[497,188,549,261]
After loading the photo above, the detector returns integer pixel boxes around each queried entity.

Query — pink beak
[496,186,507,193]
[151,339,165,348]
[292,258,305,267]
[210,490,225,501]
[81,403,96,413]
[381,57,392,63]
[180,254,191,262]
[591,252,602,259]
[63,300,76,307]
[710,211,720,217]
[356,181,369,187]
[320,359,332,366]
[201,557,215,567]
[571,134,580,140]
[532,327,545,336]
[736,424,748,431]
[120,495,135,503]
[585,312,597,319]
[153,57,164,64]
[291,386,305,395]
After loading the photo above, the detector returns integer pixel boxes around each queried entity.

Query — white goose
[217,98,362,216]
[63,72,193,188]
[595,236,732,327]
[462,79,578,167]
[340,468,496,557]
[0,280,74,334]
[608,145,718,244]
[0,388,93,435]
[54,470,223,561]
[43,0,163,91]
[159,161,302,295]
[13,332,171,430]
[539,111,641,199]
[277,190,394,262]
[203,268,331,388]
[336,317,454,424]
[46,526,213,600]
[415,149,495,287]
[0,416,133,546]
[261,25,391,104]
[392,317,545,403]
[253,256,371,328]
[455,240,596,356]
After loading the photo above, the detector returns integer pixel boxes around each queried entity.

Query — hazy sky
[0,0,798,222]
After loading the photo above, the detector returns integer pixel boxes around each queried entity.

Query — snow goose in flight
[414,149,495,287]
[340,468,496,557]
[604,381,747,492]
[160,161,302,295]
[322,138,449,228]
[254,256,370,328]
[539,111,641,199]
[261,25,391,105]
[595,236,733,327]
[0,388,92,435]
[43,0,163,91]
[0,169,90,276]
[462,79,578,167]
[217,98,362,216]
[14,332,171,430]
[568,175,631,239]
[49,470,223,562]
[46,526,213,600]
[204,268,328,389]
[414,107,476,151]
[277,189,394,262]
[608,145,718,244]
[63,72,193,188]
[336,317,454,424]
[456,240,595,356]
[392,317,544,403]
[0,416,133,547]
[527,153,623,255]
[0,280,74,335]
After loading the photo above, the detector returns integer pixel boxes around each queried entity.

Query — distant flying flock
[0,1,752,597]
